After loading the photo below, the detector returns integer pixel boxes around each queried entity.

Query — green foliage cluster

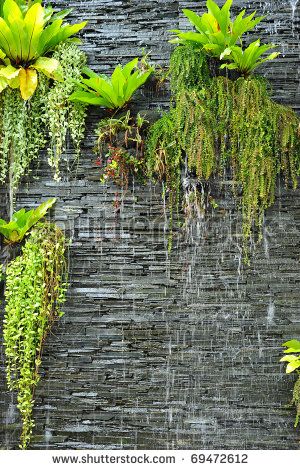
[220,40,279,77]
[170,0,279,75]
[146,112,182,247]
[0,41,87,197]
[0,198,55,243]
[70,58,153,110]
[146,45,300,256]
[96,110,148,188]
[0,0,86,100]
[46,42,87,180]
[169,43,210,95]
[280,339,300,427]
[3,222,68,449]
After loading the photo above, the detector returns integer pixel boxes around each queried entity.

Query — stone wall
[0,0,300,450]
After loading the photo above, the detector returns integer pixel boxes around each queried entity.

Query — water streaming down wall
[0,0,300,449]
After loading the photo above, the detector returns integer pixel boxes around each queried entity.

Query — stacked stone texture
[0,0,300,449]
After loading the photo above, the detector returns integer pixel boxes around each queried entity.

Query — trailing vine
[0,41,87,213]
[146,45,300,258]
[46,43,87,181]
[3,222,68,449]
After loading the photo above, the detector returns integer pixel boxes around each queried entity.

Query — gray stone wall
[0,0,300,449]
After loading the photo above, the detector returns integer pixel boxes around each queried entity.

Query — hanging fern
[3,222,68,449]
[146,45,300,258]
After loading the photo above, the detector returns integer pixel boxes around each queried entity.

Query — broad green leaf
[183,9,205,33]
[71,58,152,110]
[220,47,232,60]
[280,355,299,363]
[19,67,37,100]
[30,198,56,222]
[0,198,56,243]
[0,65,20,79]
[201,13,219,34]
[8,73,20,88]
[38,19,63,55]
[283,339,300,351]
[111,65,126,101]
[286,360,300,374]
[33,56,59,78]
[42,21,87,53]
[82,66,102,79]
[2,0,23,23]
[69,91,107,106]
[24,2,45,61]
[220,62,237,70]
[50,8,73,22]
[122,58,138,78]
[0,76,8,92]
[170,31,208,45]
[0,48,6,60]
[0,17,19,59]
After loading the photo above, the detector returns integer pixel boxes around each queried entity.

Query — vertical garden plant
[0,0,88,215]
[146,0,300,259]
[3,220,68,449]
[70,58,153,189]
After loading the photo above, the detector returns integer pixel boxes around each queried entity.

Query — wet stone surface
[0,0,300,450]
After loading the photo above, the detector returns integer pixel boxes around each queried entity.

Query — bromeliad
[0,198,56,243]
[220,40,280,76]
[170,0,264,58]
[0,0,86,100]
[69,58,153,110]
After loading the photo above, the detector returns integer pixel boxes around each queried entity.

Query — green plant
[45,42,88,180]
[96,111,147,187]
[170,0,264,58]
[0,0,86,100]
[280,340,300,427]
[3,222,68,448]
[169,43,210,95]
[146,45,300,258]
[70,58,153,110]
[0,41,87,207]
[0,197,55,243]
[220,40,280,76]
[146,111,182,249]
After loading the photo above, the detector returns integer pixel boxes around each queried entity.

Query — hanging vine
[0,41,87,186]
[0,41,87,211]
[46,42,87,181]
[146,45,300,258]
[3,222,68,449]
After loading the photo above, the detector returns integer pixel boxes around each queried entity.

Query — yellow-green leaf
[0,65,20,79]
[33,56,59,78]
[2,0,23,24]
[24,3,45,61]
[19,68,38,100]
[0,76,8,93]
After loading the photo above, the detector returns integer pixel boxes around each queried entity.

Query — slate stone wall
[0,0,300,450]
